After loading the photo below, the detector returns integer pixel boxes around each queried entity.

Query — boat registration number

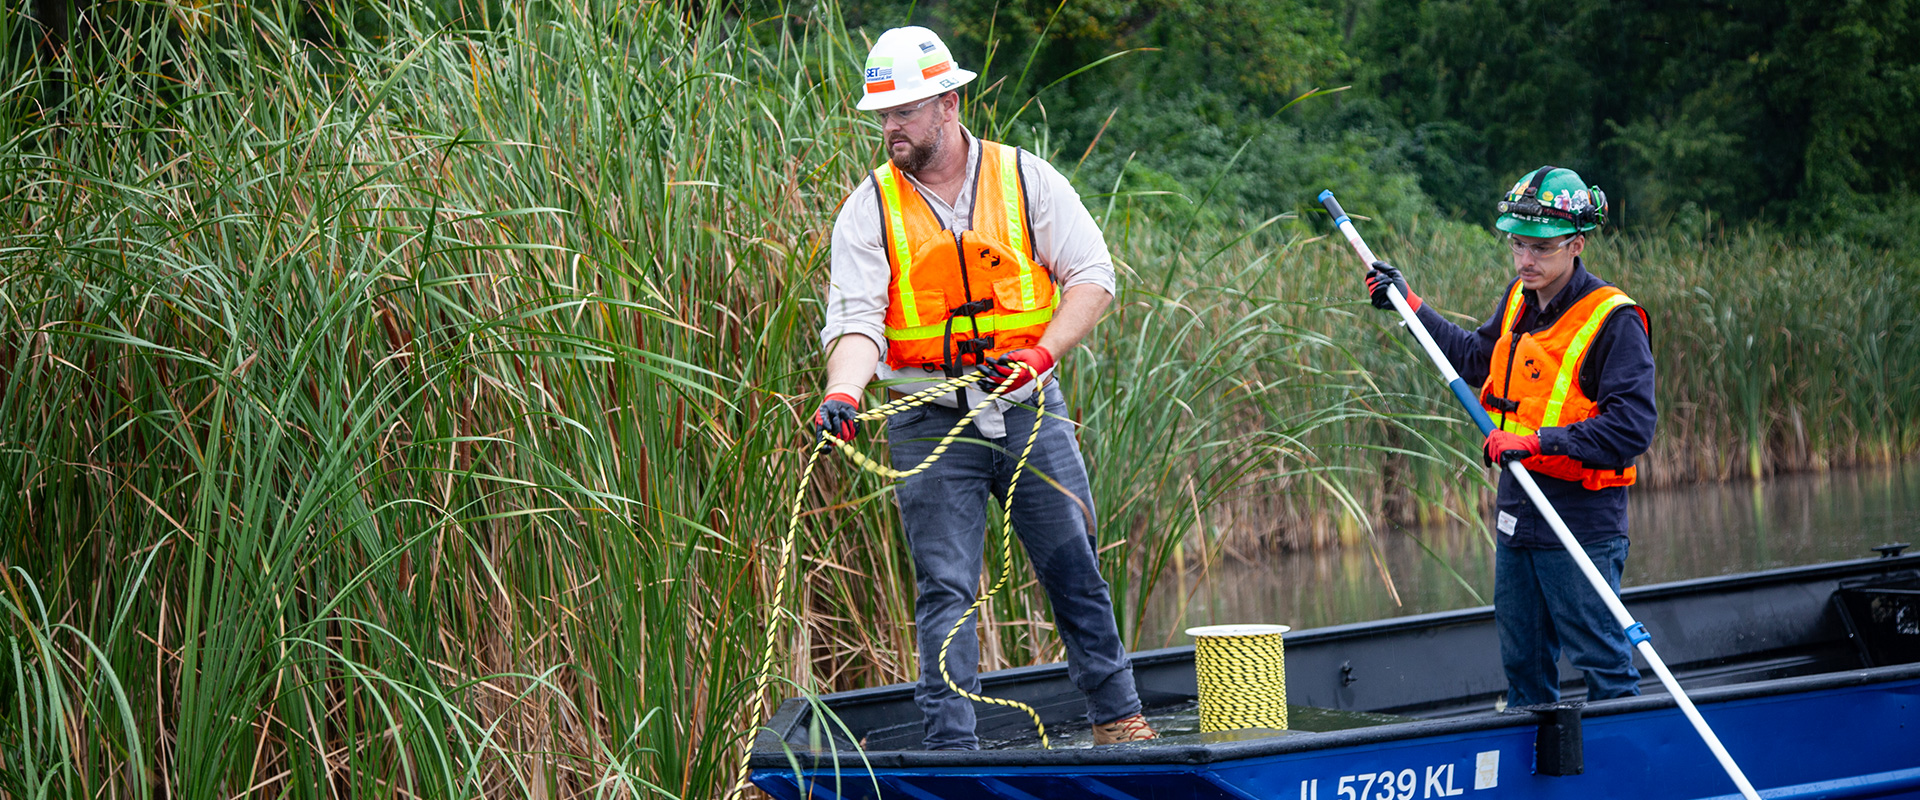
[1300,751,1501,799]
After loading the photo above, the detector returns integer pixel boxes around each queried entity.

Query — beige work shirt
[819,128,1116,434]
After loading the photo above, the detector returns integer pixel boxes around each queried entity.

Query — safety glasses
[873,95,942,126]
[1506,234,1578,258]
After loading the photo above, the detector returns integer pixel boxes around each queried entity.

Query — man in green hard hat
[1364,166,1658,706]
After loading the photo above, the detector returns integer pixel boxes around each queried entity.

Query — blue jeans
[1495,537,1642,706]
[888,391,1141,750]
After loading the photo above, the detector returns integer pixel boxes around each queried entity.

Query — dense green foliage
[2,1,1915,798]
[844,0,1920,231]
[1354,0,1920,228]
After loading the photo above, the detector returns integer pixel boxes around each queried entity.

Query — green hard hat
[1494,166,1607,238]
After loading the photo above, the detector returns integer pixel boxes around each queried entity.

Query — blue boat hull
[751,556,1920,800]
[755,668,1920,799]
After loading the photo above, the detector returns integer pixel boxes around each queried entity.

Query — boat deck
[760,553,1920,757]
[972,701,1412,751]
[751,554,1920,800]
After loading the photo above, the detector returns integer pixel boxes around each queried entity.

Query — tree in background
[750,0,1919,236]
[1350,0,1920,230]
[831,0,1433,226]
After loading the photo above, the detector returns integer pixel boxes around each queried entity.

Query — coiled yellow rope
[730,365,1051,799]
[1187,623,1291,732]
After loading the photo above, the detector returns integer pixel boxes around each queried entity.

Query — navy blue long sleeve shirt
[1412,260,1658,547]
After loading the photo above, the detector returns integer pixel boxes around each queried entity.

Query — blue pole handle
[1449,378,1497,435]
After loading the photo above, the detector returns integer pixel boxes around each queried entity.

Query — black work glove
[1365,260,1422,312]
[814,392,860,443]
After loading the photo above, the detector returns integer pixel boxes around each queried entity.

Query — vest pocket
[908,291,949,325]
[992,276,1047,312]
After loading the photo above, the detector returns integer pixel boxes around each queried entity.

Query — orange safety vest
[1481,280,1650,490]
[874,140,1057,372]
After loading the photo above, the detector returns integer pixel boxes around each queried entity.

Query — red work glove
[814,392,860,443]
[1483,430,1541,466]
[1365,261,1422,312]
[980,346,1055,394]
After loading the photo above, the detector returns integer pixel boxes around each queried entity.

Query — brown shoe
[1091,713,1158,745]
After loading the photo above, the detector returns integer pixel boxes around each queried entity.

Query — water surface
[1134,465,1920,649]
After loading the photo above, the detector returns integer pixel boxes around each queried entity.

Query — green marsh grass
[0,2,1405,796]
[3,2,1915,798]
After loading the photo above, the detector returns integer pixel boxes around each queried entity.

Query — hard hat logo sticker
[855,26,977,111]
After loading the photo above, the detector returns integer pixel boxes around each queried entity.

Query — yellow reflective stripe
[1484,282,1529,427]
[1500,280,1525,333]
[883,306,1057,342]
[875,167,920,327]
[1540,294,1637,427]
[994,146,1039,309]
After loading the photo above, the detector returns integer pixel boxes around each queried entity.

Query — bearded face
[889,119,944,173]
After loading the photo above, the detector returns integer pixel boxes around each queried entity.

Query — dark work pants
[887,391,1141,750]
[1495,537,1643,706]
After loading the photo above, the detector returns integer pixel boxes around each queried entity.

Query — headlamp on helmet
[1494,165,1607,236]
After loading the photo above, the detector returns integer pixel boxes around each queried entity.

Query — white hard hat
[856,27,977,112]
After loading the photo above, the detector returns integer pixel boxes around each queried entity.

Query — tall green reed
[1,1,864,795]
[0,1,1393,796]
[3,2,1913,798]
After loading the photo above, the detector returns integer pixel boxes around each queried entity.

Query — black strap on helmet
[1495,165,1606,230]
[1522,165,1553,201]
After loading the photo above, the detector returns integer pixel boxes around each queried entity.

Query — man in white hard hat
[811,26,1155,749]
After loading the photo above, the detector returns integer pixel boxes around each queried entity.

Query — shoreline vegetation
[3,2,1915,797]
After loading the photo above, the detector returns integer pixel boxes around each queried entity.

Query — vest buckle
[940,336,997,379]
[1485,394,1521,413]
[951,298,995,317]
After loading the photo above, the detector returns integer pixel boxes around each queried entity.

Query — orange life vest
[874,140,1057,372]
[1481,280,1650,490]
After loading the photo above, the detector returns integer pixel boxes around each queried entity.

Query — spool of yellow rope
[1186,624,1291,733]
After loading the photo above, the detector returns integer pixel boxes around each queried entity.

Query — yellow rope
[821,369,1033,481]
[1188,624,1290,732]
[727,422,831,800]
[934,370,1050,749]
[729,365,1052,799]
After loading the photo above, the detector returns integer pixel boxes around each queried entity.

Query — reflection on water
[1134,465,1920,649]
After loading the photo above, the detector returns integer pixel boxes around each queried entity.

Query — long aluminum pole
[1318,190,1762,800]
